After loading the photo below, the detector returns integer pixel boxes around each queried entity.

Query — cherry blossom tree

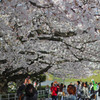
[0,0,100,92]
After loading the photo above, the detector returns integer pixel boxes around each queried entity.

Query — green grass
[46,73,53,80]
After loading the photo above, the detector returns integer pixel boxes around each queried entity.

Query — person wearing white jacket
[82,82,89,100]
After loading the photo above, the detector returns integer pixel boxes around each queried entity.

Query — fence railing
[0,90,48,100]
[0,93,17,100]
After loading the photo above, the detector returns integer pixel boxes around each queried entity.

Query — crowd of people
[50,79,100,100]
[17,76,100,100]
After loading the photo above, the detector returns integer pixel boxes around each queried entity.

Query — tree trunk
[0,82,8,93]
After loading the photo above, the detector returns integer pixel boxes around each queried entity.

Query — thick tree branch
[38,36,63,42]
[0,59,7,64]
[29,1,53,8]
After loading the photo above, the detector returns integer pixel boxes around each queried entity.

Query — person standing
[59,83,63,100]
[23,84,37,100]
[76,81,81,99]
[98,83,100,96]
[82,82,89,100]
[63,85,67,100]
[45,85,50,98]
[91,79,98,100]
[66,85,76,100]
[51,83,58,100]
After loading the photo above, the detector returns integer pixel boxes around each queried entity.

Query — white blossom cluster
[0,0,100,78]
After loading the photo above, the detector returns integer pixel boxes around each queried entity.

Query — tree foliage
[0,0,100,93]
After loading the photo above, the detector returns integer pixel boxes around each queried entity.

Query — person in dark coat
[17,83,25,100]
[23,84,37,100]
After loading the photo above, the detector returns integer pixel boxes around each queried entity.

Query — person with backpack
[23,84,37,100]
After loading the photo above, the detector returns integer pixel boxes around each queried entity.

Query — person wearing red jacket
[51,83,58,100]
